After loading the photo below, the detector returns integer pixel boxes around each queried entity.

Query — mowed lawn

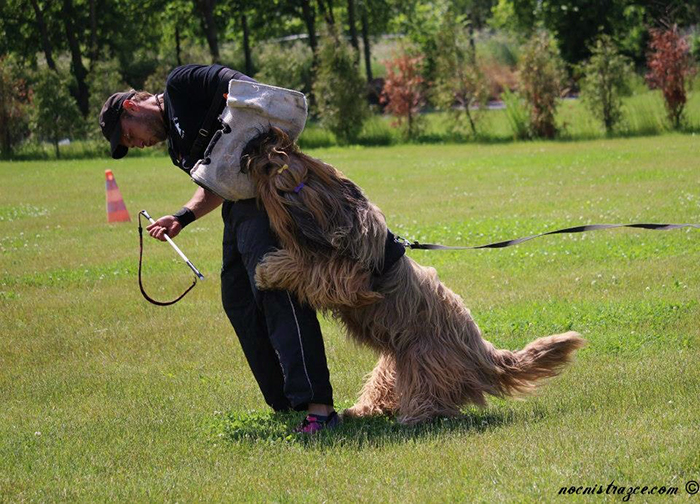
[1,134,699,502]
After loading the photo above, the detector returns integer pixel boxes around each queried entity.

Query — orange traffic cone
[105,169,131,223]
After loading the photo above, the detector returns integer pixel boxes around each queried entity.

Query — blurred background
[1,0,699,159]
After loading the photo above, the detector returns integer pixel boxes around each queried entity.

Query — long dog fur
[243,129,585,424]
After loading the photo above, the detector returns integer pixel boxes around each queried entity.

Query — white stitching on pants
[274,349,287,381]
[286,291,314,401]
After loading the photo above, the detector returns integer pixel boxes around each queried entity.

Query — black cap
[99,91,136,159]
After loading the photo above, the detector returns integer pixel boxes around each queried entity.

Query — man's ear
[123,99,139,113]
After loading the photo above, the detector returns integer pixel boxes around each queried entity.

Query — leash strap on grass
[138,212,197,306]
[396,223,700,251]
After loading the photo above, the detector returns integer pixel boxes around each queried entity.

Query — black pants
[220,199,334,411]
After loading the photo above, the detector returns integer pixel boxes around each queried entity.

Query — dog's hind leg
[393,345,465,424]
[343,353,398,419]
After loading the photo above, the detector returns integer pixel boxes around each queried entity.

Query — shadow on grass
[205,404,547,449]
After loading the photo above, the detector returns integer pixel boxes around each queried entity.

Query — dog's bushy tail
[491,331,586,396]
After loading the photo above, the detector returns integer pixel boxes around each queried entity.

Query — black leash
[138,211,198,306]
[137,218,696,304]
[395,223,700,250]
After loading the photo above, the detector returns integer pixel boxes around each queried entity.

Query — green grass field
[1,134,699,501]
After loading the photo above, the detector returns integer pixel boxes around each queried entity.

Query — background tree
[61,0,90,117]
[0,57,32,158]
[1,0,700,157]
[313,26,369,144]
[518,30,566,138]
[356,0,391,82]
[240,8,253,75]
[433,15,489,137]
[159,1,199,68]
[255,41,313,93]
[194,0,220,63]
[30,69,83,159]
[490,0,645,66]
[640,0,700,29]
[0,0,55,63]
[347,0,360,62]
[296,0,319,67]
[381,51,425,139]
[359,1,373,81]
[394,0,495,86]
[390,0,446,98]
[317,0,336,26]
[87,0,165,88]
[87,59,130,138]
[578,34,633,134]
[645,25,696,129]
[28,0,58,71]
[1,0,168,115]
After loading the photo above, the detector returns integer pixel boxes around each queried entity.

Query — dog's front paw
[254,249,303,292]
[254,262,275,290]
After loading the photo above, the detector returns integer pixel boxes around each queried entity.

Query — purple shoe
[294,411,340,434]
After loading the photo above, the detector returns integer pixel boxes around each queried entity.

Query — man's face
[119,105,167,149]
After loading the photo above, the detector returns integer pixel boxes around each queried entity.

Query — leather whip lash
[138,210,204,306]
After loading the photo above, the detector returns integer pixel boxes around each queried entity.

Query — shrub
[578,34,633,134]
[433,16,489,138]
[478,32,520,99]
[481,60,518,100]
[620,91,666,136]
[501,89,530,140]
[0,57,32,158]
[646,25,696,129]
[30,69,83,159]
[381,51,425,140]
[518,31,567,138]
[255,41,313,94]
[357,115,396,146]
[391,1,444,106]
[313,26,368,145]
[297,123,336,149]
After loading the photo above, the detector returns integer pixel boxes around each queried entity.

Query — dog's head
[241,128,370,254]
[242,128,308,196]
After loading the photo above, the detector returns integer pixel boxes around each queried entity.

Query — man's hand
[145,187,220,242]
[147,215,182,241]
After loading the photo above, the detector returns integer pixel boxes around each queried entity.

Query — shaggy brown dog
[242,129,585,425]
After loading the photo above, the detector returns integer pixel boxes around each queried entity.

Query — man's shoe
[293,411,340,434]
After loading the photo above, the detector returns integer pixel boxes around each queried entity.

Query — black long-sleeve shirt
[162,64,254,172]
